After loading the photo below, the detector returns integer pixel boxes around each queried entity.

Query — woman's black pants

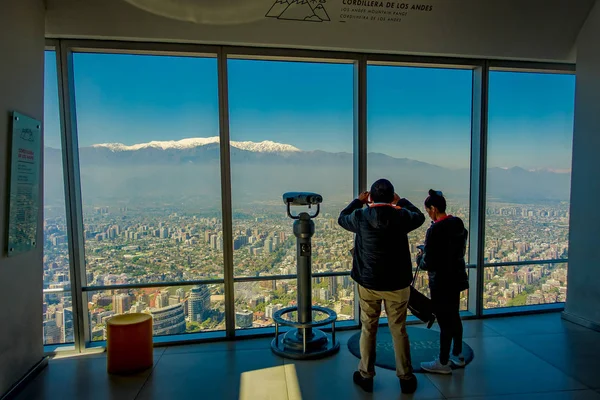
[431,288,463,365]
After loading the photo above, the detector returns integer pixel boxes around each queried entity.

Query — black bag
[408,263,436,329]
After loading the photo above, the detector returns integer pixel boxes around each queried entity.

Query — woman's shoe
[421,358,452,374]
[450,353,466,367]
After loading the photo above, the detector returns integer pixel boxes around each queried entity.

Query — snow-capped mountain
[42,137,571,205]
[92,137,301,153]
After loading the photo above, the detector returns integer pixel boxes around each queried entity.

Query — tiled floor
[15,313,600,399]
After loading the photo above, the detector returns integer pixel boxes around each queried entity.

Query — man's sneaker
[450,353,466,368]
[399,373,418,394]
[353,371,373,393]
[420,358,452,374]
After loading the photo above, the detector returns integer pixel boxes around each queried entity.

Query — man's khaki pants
[358,285,413,379]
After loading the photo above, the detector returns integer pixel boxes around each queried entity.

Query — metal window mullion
[57,41,89,351]
[217,48,236,338]
[354,56,368,197]
[353,56,367,325]
[468,62,489,317]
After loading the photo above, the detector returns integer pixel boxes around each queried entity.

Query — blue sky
[44,52,575,170]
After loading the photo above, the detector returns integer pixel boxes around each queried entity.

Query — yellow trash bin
[106,313,153,374]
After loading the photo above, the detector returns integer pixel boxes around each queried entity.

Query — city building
[148,304,186,336]
[235,310,254,329]
[188,285,210,322]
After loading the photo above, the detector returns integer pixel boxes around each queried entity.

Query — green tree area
[186,317,220,333]
[186,321,203,333]
[506,283,538,307]
[341,305,353,315]
[270,288,296,306]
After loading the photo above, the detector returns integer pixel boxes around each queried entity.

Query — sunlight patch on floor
[239,364,302,400]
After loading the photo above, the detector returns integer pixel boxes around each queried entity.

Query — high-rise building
[43,320,61,344]
[149,304,186,336]
[176,288,185,300]
[62,307,74,343]
[156,290,170,309]
[264,238,273,253]
[319,288,331,302]
[329,276,338,296]
[160,227,169,239]
[265,304,282,319]
[114,293,131,314]
[188,285,210,322]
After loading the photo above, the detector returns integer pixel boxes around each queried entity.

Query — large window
[484,71,574,309]
[228,58,355,328]
[46,41,578,348]
[72,52,225,338]
[367,65,473,310]
[43,50,73,345]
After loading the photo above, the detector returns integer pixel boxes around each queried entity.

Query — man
[338,179,425,394]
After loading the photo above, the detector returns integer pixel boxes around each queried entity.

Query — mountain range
[43,137,571,207]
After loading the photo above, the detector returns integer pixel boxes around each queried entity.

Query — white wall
[46,0,594,62]
[565,0,600,328]
[0,0,46,396]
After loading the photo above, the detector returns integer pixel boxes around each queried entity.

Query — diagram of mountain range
[266,0,330,22]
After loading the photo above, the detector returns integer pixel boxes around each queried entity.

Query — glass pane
[483,263,568,309]
[43,50,72,345]
[367,65,472,300]
[411,270,469,312]
[228,59,354,278]
[486,72,574,264]
[87,284,225,341]
[234,277,355,330]
[43,291,73,344]
[72,53,222,286]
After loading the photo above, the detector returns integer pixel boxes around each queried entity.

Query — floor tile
[163,330,355,356]
[429,318,502,338]
[425,336,587,398]
[50,346,166,361]
[508,330,600,389]
[15,357,151,400]
[163,336,273,355]
[284,348,445,399]
[449,389,600,400]
[239,364,289,400]
[482,313,589,337]
[284,364,303,400]
[136,349,285,399]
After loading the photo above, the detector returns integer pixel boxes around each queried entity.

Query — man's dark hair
[424,189,447,213]
[370,179,394,203]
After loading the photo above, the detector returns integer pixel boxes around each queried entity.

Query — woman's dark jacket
[418,215,469,292]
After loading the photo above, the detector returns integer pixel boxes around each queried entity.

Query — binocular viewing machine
[270,192,341,360]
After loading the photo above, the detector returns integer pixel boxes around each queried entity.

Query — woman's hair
[370,179,394,203]
[424,189,447,213]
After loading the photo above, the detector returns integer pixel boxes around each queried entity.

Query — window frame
[44,38,574,356]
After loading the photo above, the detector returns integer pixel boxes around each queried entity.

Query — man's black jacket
[338,198,425,291]
[417,216,469,292]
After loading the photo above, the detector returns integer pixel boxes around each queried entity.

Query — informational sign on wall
[265,0,434,24]
[7,111,41,257]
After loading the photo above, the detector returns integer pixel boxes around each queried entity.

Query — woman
[417,189,469,374]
